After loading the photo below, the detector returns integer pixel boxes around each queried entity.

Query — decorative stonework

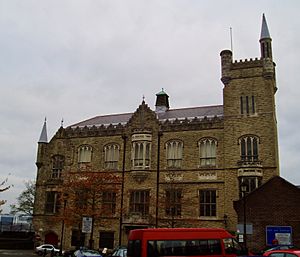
[164,173,183,182]
[238,168,263,177]
[198,171,217,180]
[130,170,150,183]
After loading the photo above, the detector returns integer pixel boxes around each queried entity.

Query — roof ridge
[168,104,223,111]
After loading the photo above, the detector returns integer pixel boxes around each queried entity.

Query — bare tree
[10,180,35,215]
[0,177,12,213]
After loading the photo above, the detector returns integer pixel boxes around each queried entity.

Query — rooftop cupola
[155,88,169,113]
[260,14,272,59]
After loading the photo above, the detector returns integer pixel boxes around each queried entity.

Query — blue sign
[266,226,292,246]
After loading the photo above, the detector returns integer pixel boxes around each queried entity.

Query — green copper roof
[156,88,168,96]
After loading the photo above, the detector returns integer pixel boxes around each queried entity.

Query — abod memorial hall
[33,15,279,250]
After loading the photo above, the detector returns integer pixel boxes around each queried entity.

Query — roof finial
[61,118,64,127]
[142,95,145,103]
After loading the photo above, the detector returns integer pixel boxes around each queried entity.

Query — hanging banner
[82,217,92,233]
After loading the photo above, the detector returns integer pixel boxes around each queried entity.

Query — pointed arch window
[239,135,259,162]
[78,145,92,163]
[198,138,217,167]
[51,155,64,178]
[166,140,183,168]
[104,144,120,170]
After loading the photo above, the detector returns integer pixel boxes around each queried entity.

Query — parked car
[110,246,127,257]
[261,245,298,254]
[35,244,61,256]
[74,249,102,257]
[263,249,300,257]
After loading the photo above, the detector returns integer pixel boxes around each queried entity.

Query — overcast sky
[1,0,299,214]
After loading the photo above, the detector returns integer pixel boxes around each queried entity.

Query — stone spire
[38,118,48,143]
[260,14,272,59]
[260,13,271,40]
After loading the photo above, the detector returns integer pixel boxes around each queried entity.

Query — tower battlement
[220,14,275,85]
[231,57,264,69]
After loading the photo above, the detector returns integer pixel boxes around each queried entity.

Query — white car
[35,244,61,256]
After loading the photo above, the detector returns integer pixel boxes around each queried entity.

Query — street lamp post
[240,182,248,251]
[60,199,67,255]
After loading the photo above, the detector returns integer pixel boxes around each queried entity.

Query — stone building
[33,15,279,251]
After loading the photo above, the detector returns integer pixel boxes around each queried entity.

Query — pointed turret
[38,118,48,143]
[36,118,48,168]
[155,88,169,113]
[260,14,272,59]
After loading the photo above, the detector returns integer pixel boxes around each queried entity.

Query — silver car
[35,244,61,256]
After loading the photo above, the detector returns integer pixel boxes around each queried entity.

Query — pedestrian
[102,247,108,257]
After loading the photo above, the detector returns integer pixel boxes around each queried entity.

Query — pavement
[0,249,37,257]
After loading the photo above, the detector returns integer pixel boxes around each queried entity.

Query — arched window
[239,135,259,162]
[198,138,217,167]
[78,145,92,163]
[166,140,183,168]
[104,144,120,170]
[51,155,64,178]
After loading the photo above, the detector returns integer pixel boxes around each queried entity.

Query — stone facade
[33,15,280,252]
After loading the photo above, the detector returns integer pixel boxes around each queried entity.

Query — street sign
[237,224,253,234]
[82,217,93,233]
[266,226,292,246]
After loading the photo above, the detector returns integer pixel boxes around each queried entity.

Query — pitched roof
[70,105,223,128]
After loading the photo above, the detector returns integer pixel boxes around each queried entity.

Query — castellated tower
[220,14,279,201]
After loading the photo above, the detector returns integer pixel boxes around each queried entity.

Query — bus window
[128,240,141,257]
[223,238,242,255]
[146,239,222,256]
